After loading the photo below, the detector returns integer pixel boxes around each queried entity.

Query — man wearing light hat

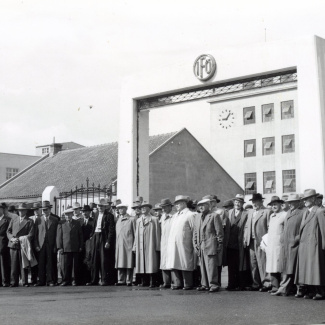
[7,203,35,287]
[226,194,250,291]
[166,195,195,290]
[271,193,304,296]
[243,193,272,291]
[152,204,163,221]
[87,198,115,286]
[295,189,325,300]
[194,198,223,292]
[115,204,136,286]
[72,202,84,226]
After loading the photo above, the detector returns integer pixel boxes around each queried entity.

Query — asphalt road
[1,278,325,325]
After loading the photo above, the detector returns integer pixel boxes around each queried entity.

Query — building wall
[210,86,298,202]
[149,130,243,205]
[0,153,41,185]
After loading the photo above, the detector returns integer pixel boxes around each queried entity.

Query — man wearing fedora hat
[33,201,59,286]
[57,206,83,286]
[1,203,18,219]
[159,198,174,289]
[87,198,115,286]
[0,204,11,287]
[166,195,196,290]
[243,193,272,292]
[271,193,304,297]
[7,203,35,287]
[295,189,325,300]
[152,204,163,221]
[194,198,224,292]
[133,202,160,287]
[112,199,122,223]
[226,194,250,291]
[115,204,136,286]
[265,196,287,294]
[72,202,84,226]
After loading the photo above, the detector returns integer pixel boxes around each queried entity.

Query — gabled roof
[0,131,177,199]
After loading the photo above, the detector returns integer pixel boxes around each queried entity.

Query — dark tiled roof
[0,131,177,199]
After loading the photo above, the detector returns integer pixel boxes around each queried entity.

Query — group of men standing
[0,187,324,300]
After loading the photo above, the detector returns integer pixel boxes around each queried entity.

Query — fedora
[131,202,142,210]
[232,194,245,203]
[81,205,93,212]
[116,203,128,209]
[197,198,211,206]
[174,195,189,204]
[41,201,52,209]
[8,205,17,212]
[72,202,81,210]
[63,206,74,214]
[317,194,323,200]
[17,203,29,210]
[302,189,319,200]
[159,198,173,207]
[134,196,143,203]
[98,198,111,206]
[281,195,289,201]
[222,199,234,208]
[286,193,301,203]
[249,193,265,202]
[112,199,122,209]
[267,196,284,206]
[31,202,42,210]
[89,202,97,209]
[202,194,220,204]
[152,203,162,211]
[140,202,152,209]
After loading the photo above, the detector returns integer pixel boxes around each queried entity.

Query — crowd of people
[0,187,324,300]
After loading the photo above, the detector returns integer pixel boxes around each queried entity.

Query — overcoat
[281,208,303,275]
[266,211,286,273]
[115,214,136,268]
[56,219,83,253]
[7,217,34,249]
[295,206,325,285]
[166,208,195,271]
[160,213,173,270]
[133,215,160,273]
[0,216,10,253]
[193,211,224,265]
[34,215,59,250]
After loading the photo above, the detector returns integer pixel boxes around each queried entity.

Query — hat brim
[302,193,319,200]
[249,197,265,201]
[41,206,52,209]
[174,199,188,204]
[286,199,301,203]
[17,207,28,210]
[152,207,162,211]
[160,203,173,207]
[81,209,93,212]
[140,204,153,209]
[232,198,246,203]
[64,209,74,214]
[267,200,284,206]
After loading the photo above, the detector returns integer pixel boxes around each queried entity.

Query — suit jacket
[34,215,59,250]
[90,211,115,247]
[244,206,271,247]
[193,211,224,264]
[227,209,248,250]
[7,217,34,249]
[56,219,83,253]
[51,213,60,221]
[0,216,11,252]
[82,217,94,243]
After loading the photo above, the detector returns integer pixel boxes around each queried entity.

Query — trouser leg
[126,269,133,284]
[171,269,182,288]
[0,249,10,286]
[10,249,19,285]
[255,241,270,287]
[278,273,293,294]
[17,250,28,285]
[182,271,193,288]
[91,234,100,284]
[31,250,38,284]
[162,270,171,286]
[63,253,73,283]
[217,266,222,287]
[38,245,47,284]
[117,269,126,283]
[249,240,262,288]
[227,248,239,289]
[270,272,281,290]
[207,255,219,288]
[72,253,79,284]
[199,252,209,288]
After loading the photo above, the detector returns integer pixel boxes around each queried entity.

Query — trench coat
[266,211,286,273]
[281,208,303,275]
[166,208,195,271]
[295,206,325,286]
[115,214,136,269]
[160,213,173,270]
[133,215,160,274]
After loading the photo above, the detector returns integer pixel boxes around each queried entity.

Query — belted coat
[160,213,173,270]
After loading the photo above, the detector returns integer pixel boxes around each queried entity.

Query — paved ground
[1,281,325,325]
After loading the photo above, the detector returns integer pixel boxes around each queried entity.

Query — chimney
[49,143,63,157]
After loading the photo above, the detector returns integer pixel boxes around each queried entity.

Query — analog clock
[218,109,235,129]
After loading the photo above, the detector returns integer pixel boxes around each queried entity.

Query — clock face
[218,109,235,129]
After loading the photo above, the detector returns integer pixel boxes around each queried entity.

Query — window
[281,100,294,119]
[6,168,19,180]
[283,170,296,193]
[262,104,274,122]
[245,173,257,195]
[282,134,295,153]
[244,139,256,157]
[263,171,276,194]
[262,137,275,155]
[243,106,255,125]
[42,147,49,154]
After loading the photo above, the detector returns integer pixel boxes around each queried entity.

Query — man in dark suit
[194,198,224,292]
[86,198,115,286]
[57,207,83,286]
[34,201,59,286]
[243,193,271,291]
[226,194,249,290]
[0,204,11,286]
[7,203,35,287]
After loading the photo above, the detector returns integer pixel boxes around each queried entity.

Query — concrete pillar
[42,186,59,213]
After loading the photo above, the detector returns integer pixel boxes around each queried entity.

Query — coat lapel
[233,210,242,226]
[0,217,7,228]
[302,206,317,228]
[201,213,211,230]
[18,218,28,232]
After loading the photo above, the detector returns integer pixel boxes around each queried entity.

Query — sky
[1,0,325,155]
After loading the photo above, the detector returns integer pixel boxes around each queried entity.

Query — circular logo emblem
[193,54,216,81]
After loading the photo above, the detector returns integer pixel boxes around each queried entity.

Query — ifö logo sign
[193,54,216,81]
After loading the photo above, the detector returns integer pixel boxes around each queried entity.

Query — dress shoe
[86,282,97,286]
[271,291,282,296]
[313,293,324,300]
[295,292,304,298]
[182,286,193,290]
[160,284,171,289]
[196,286,207,291]
[10,284,18,287]
[126,283,132,287]
[259,286,270,292]
[115,282,126,286]
[209,286,220,293]
[101,282,109,286]
[149,285,156,288]
[23,284,29,287]
[48,283,55,287]
[248,286,259,291]
[171,286,182,290]
[303,294,313,299]
[225,286,236,291]
[72,282,77,286]
[34,283,45,287]
[60,282,69,286]
[2,284,10,287]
